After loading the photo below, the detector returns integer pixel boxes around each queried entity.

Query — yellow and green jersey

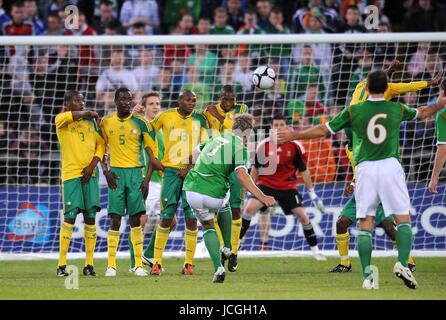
[101,112,157,168]
[328,99,418,165]
[55,111,105,182]
[436,109,446,145]
[152,108,208,169]
[204,103,248,136]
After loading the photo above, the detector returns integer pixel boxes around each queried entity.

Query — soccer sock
[84,224,97,267]
[396,223,413,268]
[231,217,242,255]
[131,226,143,268]
[203,228,223,272]
[143,228,156,260]
[128,232,135,268]
[213,216,224,247]
[357,230,373,279]
[303,222,318,247]
[239,214,252,240]
[58,221,74,267]
[218,206,232,250]
[107,230,120,269]
[154,225,170,265]
[392,240,415,266]
[336,231,350,267]
[184,228,198,266]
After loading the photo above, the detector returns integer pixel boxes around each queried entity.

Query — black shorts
[257,184,303,215]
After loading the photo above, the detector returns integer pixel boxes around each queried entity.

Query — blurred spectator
[287,99,306,125]
[96,49,138,110]
[256,0,272,30]
[120,0,159,34]
[133,48,160,92]
[10,126,49,159]
[413,49,443,104]
[163,38,191,65]
[368,22,396,66]
[226,0,244,32]
[171,58,187,92]
[105,18,122,35]
[296,117,336,183]
[407,42,430,77]
[402,0,445,32]
[210,7,235,34]
[233,53,253,91]
[44,12,63,35]
[7,55,33,99]
[46,0,66,18]
[264,7,292,76]
[288,45,325,101]
[127,22,153,63]
[181,65,211,111]
[237,9,264,59]
[292,0,340,33]
[2,1,34,57]
[173,13,195,35]
[0,121,11,154]
[196,16,211,34]
[186,44,218,85]
[0,0,10,33]
[348,50,373,97]
[152,66,176,109]
[92,0,115,35]
[163,0,200,33]
[302,85,325,119]
[24,0,44,35]
[213,59,244,100]
[96,20,123,69]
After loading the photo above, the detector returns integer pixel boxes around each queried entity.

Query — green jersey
[327,99,418,165]
[143,130,164,183]
[183,132,249,199]
[436,109,446,145]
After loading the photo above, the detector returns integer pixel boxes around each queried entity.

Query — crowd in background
[0,0,445,185]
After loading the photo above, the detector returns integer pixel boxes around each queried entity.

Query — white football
[252,65,276,90]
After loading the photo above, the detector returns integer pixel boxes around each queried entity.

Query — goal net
[0,34,445,259]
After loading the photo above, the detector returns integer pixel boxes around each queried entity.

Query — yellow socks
[84,224,97,267]
[154,225,170,265]
[231,217,242,255]
[336,231,350,267]
[107,230,120,269]
[214,216,224,248]
[184,228,198,266]
[58,222,74,267]
[130,226,143,268]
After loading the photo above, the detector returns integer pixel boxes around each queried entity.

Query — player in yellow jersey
[55,91,105,277]
[203,85,248,272]
[330,61,442,273]
[151,90,209,276]
[100,88,162,277]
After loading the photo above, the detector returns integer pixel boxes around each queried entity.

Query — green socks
[218,205,232,249]
[143,229,156,260]
[396,223,412,268]
[203,228,222,272]
[357,230,372,279]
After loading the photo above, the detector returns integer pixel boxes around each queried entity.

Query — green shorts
[229,171,244,209]
[340,197,393,226]
[62,176,100,220]
[108,167,146,216]
[160,167,195,220]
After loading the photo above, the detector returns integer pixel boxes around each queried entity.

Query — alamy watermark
[365,265,380,289]
[64,265,79,290]
[64,5,79,30]
[364,5,380,30]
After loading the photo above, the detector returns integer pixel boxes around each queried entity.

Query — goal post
[0,33,445,260]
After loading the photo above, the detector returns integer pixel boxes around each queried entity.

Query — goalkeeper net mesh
[0,34,445,258]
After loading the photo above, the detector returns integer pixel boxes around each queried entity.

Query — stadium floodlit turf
[0,257,445,300]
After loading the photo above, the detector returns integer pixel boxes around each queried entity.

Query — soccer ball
[252,65,276,90]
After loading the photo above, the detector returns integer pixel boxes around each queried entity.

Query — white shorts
[355,157,411,218]
[145,181,161,216]
[185,191,228,222]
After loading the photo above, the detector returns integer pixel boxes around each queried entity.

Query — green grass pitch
[0,257,445,300]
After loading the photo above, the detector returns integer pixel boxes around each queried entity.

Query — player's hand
[308,188,325,213]
[428,70,443,87]
[140,179,150,201]
[80,163,96,183]
[261,195,276,207]
[277,127,297,144]
[176,167,191,180]
[344,182,355,197]
[428,178,438,194]
[132,104,145,115]
[104,170,119,190]
[88,111,100,126]
[437,87,446,106]
[385,59,400,77]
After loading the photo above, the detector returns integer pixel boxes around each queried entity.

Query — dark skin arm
[72,110,100,126]
[101,155,119,190]
[427,71,443,87]
[177,155,194,179]
[81,156,101,183]
[140,163,153,201]
[206,104,225,124]
[145,146,164,171]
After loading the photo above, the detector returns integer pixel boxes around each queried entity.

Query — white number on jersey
[367,113,388,144]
